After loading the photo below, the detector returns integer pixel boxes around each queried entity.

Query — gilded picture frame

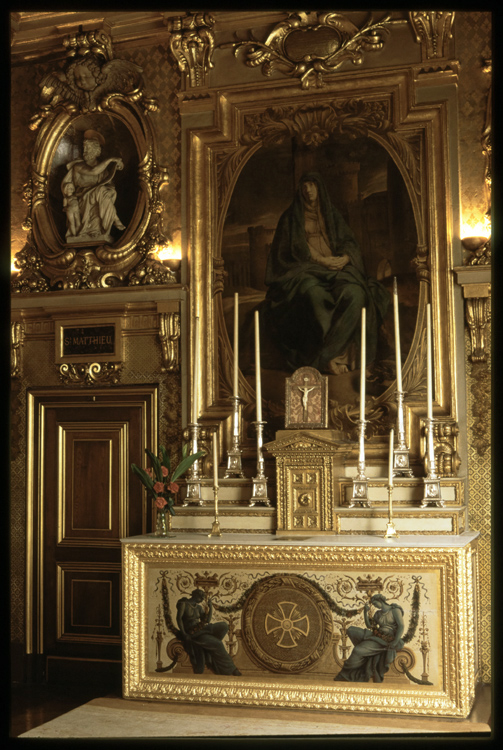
[187,68,458,468]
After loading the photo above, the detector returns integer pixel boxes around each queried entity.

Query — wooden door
[27,386,157,684]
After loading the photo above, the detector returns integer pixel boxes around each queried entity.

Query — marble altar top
[121,530,479,549]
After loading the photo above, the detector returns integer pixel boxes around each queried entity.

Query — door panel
[27,386,157,682]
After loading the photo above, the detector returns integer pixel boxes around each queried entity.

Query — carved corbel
[158,312,181,372]
[409,11,455,60]
[411,243,430,284]
[11,321,24,378]
[168,12,215,88]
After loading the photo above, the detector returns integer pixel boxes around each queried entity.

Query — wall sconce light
[461,221,491,265]
[153,242,182,273]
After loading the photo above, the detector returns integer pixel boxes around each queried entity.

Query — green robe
[264,172,389,372]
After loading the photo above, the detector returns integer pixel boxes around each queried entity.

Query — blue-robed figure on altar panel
[334,593,405,683]
[263,172,390,376]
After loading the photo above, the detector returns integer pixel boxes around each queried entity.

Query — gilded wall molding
[12,28,174,292]
[168,12,215,89]
[228,11,392,89]
[58,362,123,386]
[409,12,455,60]
[158,312,180,372]
[432,420,460,478]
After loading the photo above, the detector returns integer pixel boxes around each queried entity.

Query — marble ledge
[121,530,479,548]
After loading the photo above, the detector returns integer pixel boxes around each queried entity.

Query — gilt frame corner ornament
[229,11,393,89]
[12,28,175,294]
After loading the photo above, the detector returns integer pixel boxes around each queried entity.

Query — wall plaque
[55,317,123,363]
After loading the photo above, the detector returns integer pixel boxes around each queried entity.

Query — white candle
[393,277,403,393]
[360,307,366,422]
[192,317,200,424]
[389,428,394,488]
[233,293,239,398]
[254,310,262,422]
[426,303,433,420]
[212,431,219,491]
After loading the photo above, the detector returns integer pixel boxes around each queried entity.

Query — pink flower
[161,465,169,477]
[167,482,179,494]
[146,468,153,478]
[153,481,165,493]
[155,496,167,509]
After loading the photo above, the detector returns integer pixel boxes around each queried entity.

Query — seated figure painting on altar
[220,135,419,434]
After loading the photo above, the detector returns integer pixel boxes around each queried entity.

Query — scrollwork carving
[228,11,392,89]
[11,321,24,379]
[168,12,215,88]
[58,361,123,386]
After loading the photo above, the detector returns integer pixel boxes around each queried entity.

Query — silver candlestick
[349,418,370,507]
[225,396,245,478]
[249,420,271,506]
[393,390,414,477]
[420,417,443,507]
[183,421,204,506]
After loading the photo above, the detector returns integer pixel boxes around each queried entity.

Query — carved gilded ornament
[168,12,215,88]
[11,321,24,378]
[229,11,392,89]
[13,29,173,293]
[158,312,181,372]
[408,12,455,60]
[58,361,123,386]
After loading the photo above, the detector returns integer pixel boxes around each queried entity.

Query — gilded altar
[122,531,479,717]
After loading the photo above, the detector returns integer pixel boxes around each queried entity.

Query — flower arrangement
[131,444,205,533]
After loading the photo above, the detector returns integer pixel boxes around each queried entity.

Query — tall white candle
[233,293,239,398]
[212,431,219,491]
[360,307,366,422]
[393,277,403,393]
[426,303,433,420]
[254,310,263,421]
[192,316,200,424]
[388,428,394,488]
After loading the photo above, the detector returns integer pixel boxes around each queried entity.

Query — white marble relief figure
[61,129,125,243]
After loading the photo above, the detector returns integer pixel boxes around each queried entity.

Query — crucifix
[285,366,328,429]
[298,378,316,422]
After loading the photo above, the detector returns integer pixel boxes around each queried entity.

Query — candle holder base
[224,449,245,478]
[384,521,400,539]
[348,479,371,508]
[393,448,414,477]
[249,477,271,507]
[420,477,444,508]
[182,479,204,506]
[208,519,222,537]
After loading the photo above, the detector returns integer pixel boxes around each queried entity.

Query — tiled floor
[11,681,491,738]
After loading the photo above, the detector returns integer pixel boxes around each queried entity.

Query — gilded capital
[168,12,215,88]
[409,11,455,60]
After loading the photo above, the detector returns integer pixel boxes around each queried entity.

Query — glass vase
[155,507,175,538]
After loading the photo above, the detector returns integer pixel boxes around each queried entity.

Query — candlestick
[192,317,200,424]
[388,428,394,488]
[426,303,433,421]
[212,431,219,491]
[359,307,366,422]
[393,278,402,393]
[254,310,262,422]
[233,293,239,398]
[249,420,271,507]
[209,431,222,537]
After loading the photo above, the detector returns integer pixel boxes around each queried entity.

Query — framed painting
[188,67,459,468]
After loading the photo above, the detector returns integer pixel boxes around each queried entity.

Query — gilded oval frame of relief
[13,29,171,292]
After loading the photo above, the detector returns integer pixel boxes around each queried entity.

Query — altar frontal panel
[122,539,477,717]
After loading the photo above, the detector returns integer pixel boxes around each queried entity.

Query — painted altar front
[122,531,479,718]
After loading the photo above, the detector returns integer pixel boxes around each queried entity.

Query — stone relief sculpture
[61,129,125,243]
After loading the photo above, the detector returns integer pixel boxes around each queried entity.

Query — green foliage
[171,450,206,482]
